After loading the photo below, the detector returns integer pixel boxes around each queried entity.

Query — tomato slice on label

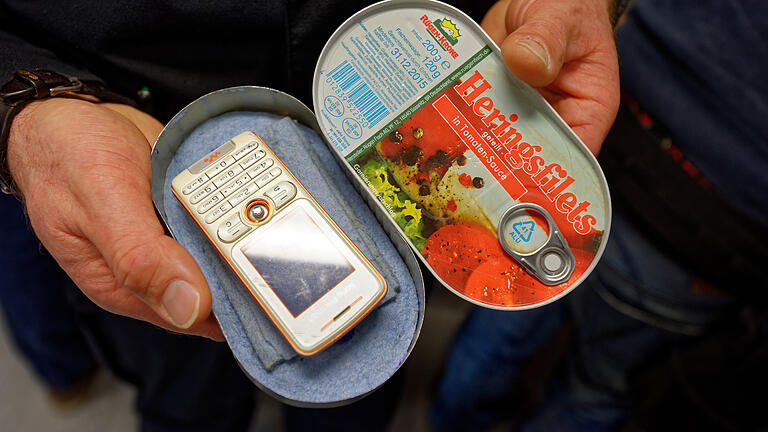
[465,248,596,306]
[463,258,543,306]
[422,224,505,290]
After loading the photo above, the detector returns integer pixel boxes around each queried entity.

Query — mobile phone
[171,131,387,356]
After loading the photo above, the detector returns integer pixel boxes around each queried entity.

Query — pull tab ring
[498,203,575,285]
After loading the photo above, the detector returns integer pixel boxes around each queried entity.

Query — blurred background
[0,282,477,432]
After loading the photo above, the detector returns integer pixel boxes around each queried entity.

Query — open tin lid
[312,0,612,310]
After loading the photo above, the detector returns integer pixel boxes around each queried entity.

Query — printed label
[316,6,608,308]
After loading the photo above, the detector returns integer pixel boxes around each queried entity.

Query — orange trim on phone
[172,178,385,356]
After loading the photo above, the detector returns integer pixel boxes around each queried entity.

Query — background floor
[0,280,472,431]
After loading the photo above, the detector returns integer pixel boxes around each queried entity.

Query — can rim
[311,0,612,310]
[150,85,427,406]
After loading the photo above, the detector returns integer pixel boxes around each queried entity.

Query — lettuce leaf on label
[360,159,426,251]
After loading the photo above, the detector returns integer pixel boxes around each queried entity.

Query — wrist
[1,69,137,196]
[5,98,67,197]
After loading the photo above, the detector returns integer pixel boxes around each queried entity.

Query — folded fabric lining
[164,112,401,370]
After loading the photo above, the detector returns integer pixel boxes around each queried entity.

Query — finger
[23,187,224,341]
[72,114,213,332]
[480,0,511,46]
[82,235,223,340]
[91,205,213,331]
[500,0,573,87]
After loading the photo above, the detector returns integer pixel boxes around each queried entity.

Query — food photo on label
[352,77,605,308]
[314,0,611,310]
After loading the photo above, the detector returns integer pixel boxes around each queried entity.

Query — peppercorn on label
[314,1,610,309]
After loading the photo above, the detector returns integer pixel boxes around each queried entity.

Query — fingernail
[162,280,200,329]
[516,38,549,70]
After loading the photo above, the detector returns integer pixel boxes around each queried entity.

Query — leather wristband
[0,69,136,196]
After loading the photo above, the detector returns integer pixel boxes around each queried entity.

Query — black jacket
[0,0,493,121]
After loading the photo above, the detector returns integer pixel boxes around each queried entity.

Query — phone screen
[240,206,354,317]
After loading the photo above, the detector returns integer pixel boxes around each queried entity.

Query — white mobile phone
[171,131,387,356]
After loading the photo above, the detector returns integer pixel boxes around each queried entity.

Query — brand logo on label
[204,151,221,163]
[511,221,535,243]
[420,15,460,59]
[435,18,460,45]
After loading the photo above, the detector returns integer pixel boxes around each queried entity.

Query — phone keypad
[205,202,233,224]
[205,156,236,179]
[265,181,297,209]
[255,167,282,188]
[232,141,260,160]
[221,173,250,197]
[198,192,224,214]
[229,182,259,206]
[190,184,216,204]
[246,159,274,178]
[182,175,207,195]
[239,150,267,169]
[217,213,250,243]
[213,165,244,188]
[176,134,301,244]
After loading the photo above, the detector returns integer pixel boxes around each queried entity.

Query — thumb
[106,228,213,330]
[77,140,212,331]
[500,0,572,87]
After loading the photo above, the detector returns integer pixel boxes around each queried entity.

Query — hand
[482,0,620,154]
[7,97,223,340]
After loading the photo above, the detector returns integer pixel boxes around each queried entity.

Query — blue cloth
[0,193,96,390]
[163,111,421,405]
[431,211,733,431]
[616,0,768,227]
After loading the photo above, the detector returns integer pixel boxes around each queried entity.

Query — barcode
[330,61,389,127]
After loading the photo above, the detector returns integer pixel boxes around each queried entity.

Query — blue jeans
[0,194,96,389]
[0,194,256,431]
[431,211,733,432]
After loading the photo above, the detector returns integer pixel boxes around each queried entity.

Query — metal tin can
[150,86,427,406]
[313,0,611,310]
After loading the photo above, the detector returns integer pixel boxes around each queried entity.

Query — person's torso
[617,0,768,225]
[2,0,493,120]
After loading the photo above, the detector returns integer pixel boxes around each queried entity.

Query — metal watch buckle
[49,77,83,97]
[0,70,83,103]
